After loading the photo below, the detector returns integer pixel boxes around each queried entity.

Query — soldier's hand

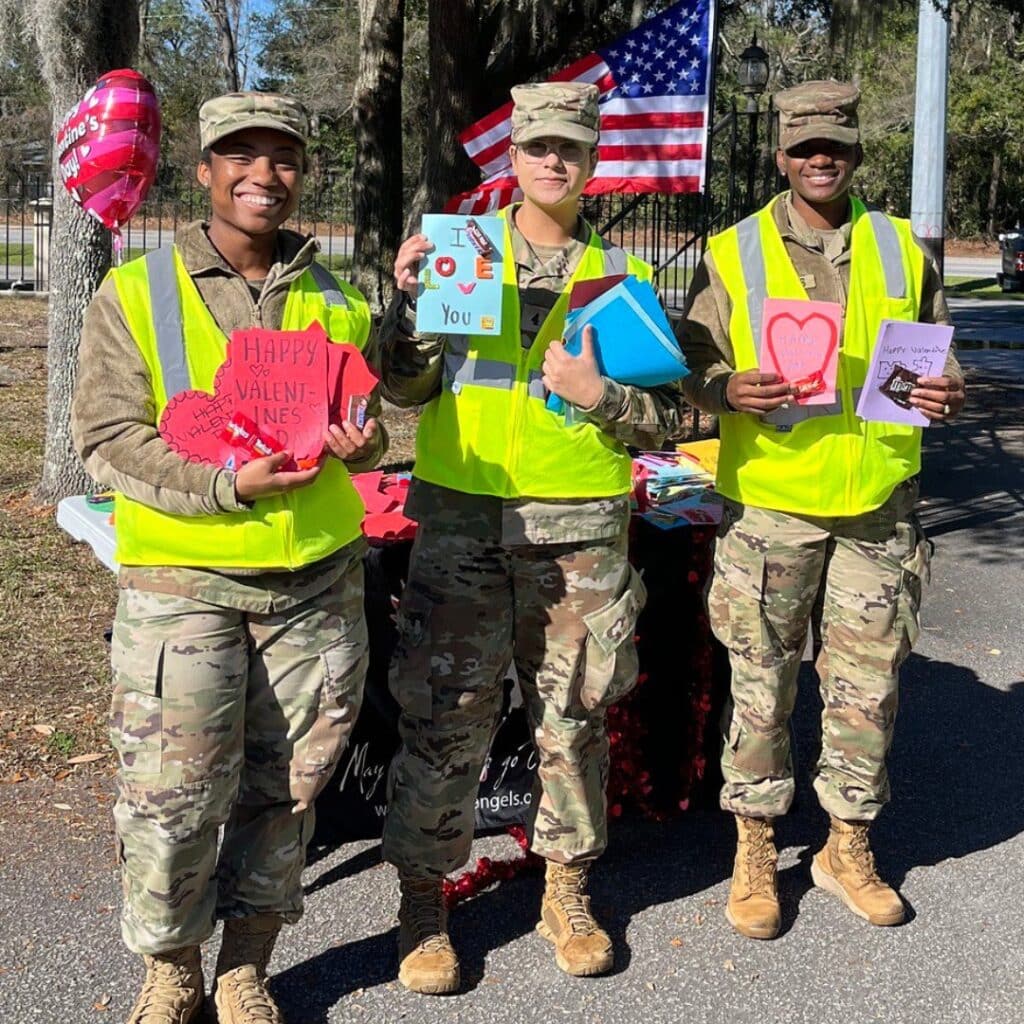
[726,370,794,414]
[234,451,322,502]
[542,326,605,409]
[910,375,966,422]
[324,417,379,462]
[394,234,434,297]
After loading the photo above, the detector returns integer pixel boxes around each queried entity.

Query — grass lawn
[945,275,1024,301]
[0,299,116,781]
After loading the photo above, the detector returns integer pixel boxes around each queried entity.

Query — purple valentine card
[856,320,955,427]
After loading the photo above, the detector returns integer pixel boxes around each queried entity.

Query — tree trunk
[30,0,140,504]
[987,148,1002,238]
[351,0,405,313]
[405,0,486,226]
[201,0,241,92]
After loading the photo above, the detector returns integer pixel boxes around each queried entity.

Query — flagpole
[700,0,722,251]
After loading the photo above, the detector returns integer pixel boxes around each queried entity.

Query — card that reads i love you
[759,299,843,405]
[415,214,504,335]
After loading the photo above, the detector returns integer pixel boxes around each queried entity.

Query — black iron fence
[3,100,778,297]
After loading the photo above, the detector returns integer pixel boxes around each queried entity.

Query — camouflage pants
[382,529,645,875]
[109,558,367,954]
[710,480,929,822]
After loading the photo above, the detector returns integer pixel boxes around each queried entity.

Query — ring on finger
[943,403,950,416]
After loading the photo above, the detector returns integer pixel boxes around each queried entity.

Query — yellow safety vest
[709,196,925,517]
[413,208,652,499]
[109,245,372,568]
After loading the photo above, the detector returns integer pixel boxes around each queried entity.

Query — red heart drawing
[158,362,235,465]
[763,310,839,404]
[457,282,477,295]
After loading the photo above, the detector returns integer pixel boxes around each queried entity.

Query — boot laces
[743,822,777,893]
[845,826,881,883]
[222,965,283,1023]
[134,952,197,1023]
[550,866,598,935]
[404,881,450,953]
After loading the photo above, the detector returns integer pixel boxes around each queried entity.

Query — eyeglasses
[515,139,591,165]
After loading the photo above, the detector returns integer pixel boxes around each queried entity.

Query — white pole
[910,0,950,275]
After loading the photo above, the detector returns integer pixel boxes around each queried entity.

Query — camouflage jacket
[675,192,961,415]
[380,207,686,545]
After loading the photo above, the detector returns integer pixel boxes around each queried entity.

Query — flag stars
[642,82,655,94]
[690,56,701,68]
[690,33,701,45]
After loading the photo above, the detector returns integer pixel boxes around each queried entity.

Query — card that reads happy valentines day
[227,324,330,465]
[855,320,954,428]
[758,298,843,405]
[415,214,504,336]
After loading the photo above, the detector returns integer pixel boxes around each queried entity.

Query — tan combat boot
[213,914,285,1023]
[725,815,781,940]
[397,873,460,995]
[812,817,905,926]
[536,861,614,977]
[126,946,204,1024]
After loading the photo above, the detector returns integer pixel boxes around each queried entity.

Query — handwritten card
[227,324,329,464]
[415,214,504,335]
[856,320,954,427]
[759,298,843,405]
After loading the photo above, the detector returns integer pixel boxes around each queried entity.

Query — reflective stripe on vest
[709,196,926,517]
[144,246,349,400]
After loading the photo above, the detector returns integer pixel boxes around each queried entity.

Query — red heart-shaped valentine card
[158,363,235,465]
[327,343,380,426]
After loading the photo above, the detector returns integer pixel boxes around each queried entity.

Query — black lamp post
[737,34,770,212]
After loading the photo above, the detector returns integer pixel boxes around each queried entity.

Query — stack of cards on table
[547,275,689,417]
[157,322,378,472]
[632,442,723,529]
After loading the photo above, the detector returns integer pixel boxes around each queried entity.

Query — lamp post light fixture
[737,33,770,213]
[738,33,770,110]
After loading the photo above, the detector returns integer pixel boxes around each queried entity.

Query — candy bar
[879,364,918,409]
[790,371,826,399]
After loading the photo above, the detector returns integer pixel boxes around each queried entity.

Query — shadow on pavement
[918,375,1024,561]
[273,651,1024,1015]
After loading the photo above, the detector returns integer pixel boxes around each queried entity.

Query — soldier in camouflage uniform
[676,81,966,939]
[72,93,384,1024]
[379,82,684,992]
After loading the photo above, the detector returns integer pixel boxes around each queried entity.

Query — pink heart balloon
[56,69,161,236]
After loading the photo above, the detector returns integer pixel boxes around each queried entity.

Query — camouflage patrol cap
[199,91,309,150]
[774,80,860,152]
[510,82,600,146]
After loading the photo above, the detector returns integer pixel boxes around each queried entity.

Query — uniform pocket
[110,639,164,776]
[896,516,931,655]
[290,637,368,811]
[388,585,436,720]
[578,567,647,711]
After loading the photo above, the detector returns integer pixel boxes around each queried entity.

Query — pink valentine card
[227,323,330,464]
[759,299,843,405]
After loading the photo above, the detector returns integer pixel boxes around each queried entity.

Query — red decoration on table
[351,472,417,543]
[56,69,160,251]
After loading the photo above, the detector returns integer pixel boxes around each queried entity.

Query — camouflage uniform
[380,130,682,871]
[73,94,381,954]
[677,81,958,823]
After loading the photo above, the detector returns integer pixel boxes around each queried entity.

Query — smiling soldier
[72,92,385,1024]
[676,80,965,940]
[378,82,684,993]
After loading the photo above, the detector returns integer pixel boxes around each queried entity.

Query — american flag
[447,0,717,214]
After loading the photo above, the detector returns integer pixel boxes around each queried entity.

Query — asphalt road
[1,333,1021,1024]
